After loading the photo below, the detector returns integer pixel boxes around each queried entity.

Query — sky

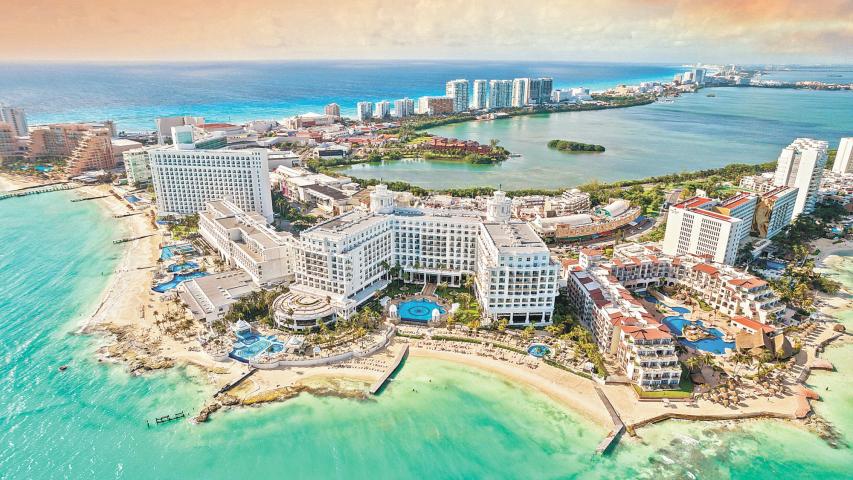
[1,0,851,64]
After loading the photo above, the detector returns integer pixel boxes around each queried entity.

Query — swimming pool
[527,344,551,358]
[125,195,141,203]
[152,271,208,293]
[765,260,787,271]
[231,334,286,362]
[661,315,734,355]
[167,261,199,273]
[160,244,196,260]
[645,294,733,354]
[398,299,445,323]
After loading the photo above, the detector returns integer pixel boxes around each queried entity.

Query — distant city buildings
[528,77,553,104]
[149,126,273,222]
[417,96,454,116]
[356,102,374,121]
[445,79,469,113]
[374,100,391,119]
[471,80,487,109]
[773,138,828,217]
[393,98,414,118]
[832,137,853,174]
[0,105,28,137]
[511,78,529,107]
[324,103,341,117]
[487,80,513,109]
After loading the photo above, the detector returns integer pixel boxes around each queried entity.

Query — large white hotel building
[149,126,274,222]
[198,185,560,330]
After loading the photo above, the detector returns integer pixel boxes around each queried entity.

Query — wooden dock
[594,387,625,455]
[369,345,408,395]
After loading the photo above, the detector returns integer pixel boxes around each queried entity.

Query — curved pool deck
[152,271,208,293]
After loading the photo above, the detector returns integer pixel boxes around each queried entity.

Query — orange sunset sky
[1,0,851,63]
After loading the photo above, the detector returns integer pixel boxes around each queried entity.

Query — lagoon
[338,87,853,190]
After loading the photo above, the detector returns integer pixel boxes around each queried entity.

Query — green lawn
[632,368,694,399]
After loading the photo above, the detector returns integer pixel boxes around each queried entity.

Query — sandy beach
[0,171,50,192]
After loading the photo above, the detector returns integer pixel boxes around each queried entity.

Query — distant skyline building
[488,80,512,109]
[393,98,414,118]
[356,101,374,121]
[0,105,28,137]
[445,79,469,113]
[528,77,553,104]
[471,79,487,109]
[324,103,341,117]
[511,78,529,107]
[417,96,454,116]
[374,100,391,119]
[773,138,828,218]
[832,137,853,174]
[693,68,706,86]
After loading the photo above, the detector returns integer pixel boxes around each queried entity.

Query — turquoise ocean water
[1,191,852,479]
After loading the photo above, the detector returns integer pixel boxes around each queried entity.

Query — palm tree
[522,325,535,343]
[496,318,508,333]
[684,356,701,373]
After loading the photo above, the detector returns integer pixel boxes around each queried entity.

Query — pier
[216,367,258,396]
[0,182,80,201]
[594,387,625,455]
[71,194,110,202]
[113,234,154,244]
[147,411,186,427]
[114,212,142,218]
[369,345,409,395]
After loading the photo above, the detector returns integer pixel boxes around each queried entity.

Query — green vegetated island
[547,139,605,153]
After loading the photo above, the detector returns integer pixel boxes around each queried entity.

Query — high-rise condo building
[393,98,415,118]
[445,79,469,113]
[772,138,828,218]
[753,186,798,239]
[123,146,156,187]
[488,80,513,109]
[528,77,553,104]
[356,102,374,121]
[374,100,391,119]
[150,126,273,222]
[155,116,204,144]
[471,80,487,109]
[832,137,853,174]
[324,103,341,117]
[511,78,530,107]
[0,105,28,137]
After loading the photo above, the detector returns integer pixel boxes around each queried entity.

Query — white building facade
[123,146,154,187]
[445,79,470,113]
[773,138,828,218]
[662,197,743,265]
[150,139,273,221]
[833,137,853,174]
[471,80,488,109]
[488,80,513,109]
